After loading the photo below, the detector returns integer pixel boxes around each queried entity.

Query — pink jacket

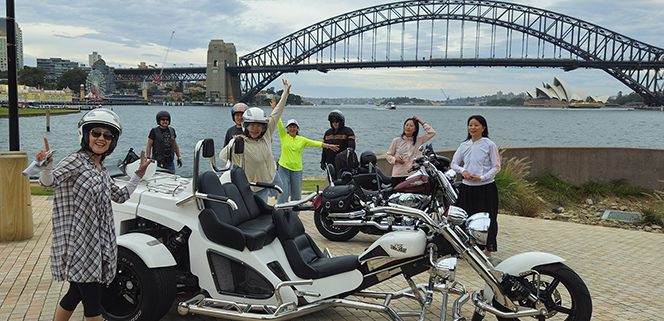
[386,123,436,177]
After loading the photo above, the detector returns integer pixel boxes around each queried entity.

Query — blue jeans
[277,165,303,204]
[157,160,175,174]
[253,171,283,204]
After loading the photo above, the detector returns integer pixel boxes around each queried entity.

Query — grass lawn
[0,107,80,117]
[302,178,325,193]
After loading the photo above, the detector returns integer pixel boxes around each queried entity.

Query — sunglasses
[159,118,170,121]
[90,129,114,140]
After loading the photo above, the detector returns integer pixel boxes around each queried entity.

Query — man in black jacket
[321,110,356,172]
[147,110,182,173]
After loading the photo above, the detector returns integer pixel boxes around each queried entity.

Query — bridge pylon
[206,40,241,104]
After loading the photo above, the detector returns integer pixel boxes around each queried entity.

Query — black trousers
[59,281,103,317]
[455,182,499,252]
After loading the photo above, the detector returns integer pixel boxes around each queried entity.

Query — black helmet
[78,108,122,156]
[328,109,345,128]
[231,103,247,119]
[156,110,171,125]
[360,151,377,168]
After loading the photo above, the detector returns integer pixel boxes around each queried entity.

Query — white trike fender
[117,233,177,268]
[483,252,565,301]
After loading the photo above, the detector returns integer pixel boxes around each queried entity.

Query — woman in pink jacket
[386,116,436,186]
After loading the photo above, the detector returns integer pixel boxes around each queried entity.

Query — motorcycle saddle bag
[322,185,361,212]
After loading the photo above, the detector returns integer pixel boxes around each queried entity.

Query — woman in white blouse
[451,115,501,259]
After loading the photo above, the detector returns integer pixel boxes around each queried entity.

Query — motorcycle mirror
[234,138,244,154]
[201,139,215,158]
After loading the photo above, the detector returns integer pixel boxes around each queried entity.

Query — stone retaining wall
[376,146,664,191]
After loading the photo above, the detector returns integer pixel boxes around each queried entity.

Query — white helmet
[78,108,122,156]
[242,107,268,139]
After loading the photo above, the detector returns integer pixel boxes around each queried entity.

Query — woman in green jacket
[277,117,339,204]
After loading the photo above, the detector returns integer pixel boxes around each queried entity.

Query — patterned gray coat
[41,151,132,285]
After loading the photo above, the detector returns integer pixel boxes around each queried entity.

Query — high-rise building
[36,58,79,83]
[89,51,102,67]
[0,18,24,71]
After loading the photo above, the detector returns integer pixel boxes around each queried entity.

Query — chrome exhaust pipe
[331,220,414,231]
[471,291,546,318]
[178,297,405,321]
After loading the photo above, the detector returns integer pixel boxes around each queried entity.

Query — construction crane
[154,31,175,87]
[440,88,450,100]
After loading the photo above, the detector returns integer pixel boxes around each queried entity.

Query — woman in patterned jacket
[36,109,151,321]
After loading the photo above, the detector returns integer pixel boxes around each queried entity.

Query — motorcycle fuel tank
[358,229,427,264]
[393,171,431,194]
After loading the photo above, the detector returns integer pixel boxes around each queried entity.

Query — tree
[0,70,8,85]
[18,66,47,87]
[57,68,88,91]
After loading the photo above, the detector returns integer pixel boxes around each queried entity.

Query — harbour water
[2,104,663,178]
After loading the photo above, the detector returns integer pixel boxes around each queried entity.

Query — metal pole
[6,0,19,151]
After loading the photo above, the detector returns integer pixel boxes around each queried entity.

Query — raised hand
[282,79,291,94]
[135,150,153,178]
[36,137,53,163]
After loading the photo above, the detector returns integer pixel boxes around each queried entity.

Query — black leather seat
[198,170,277,251]
[355,166,392,190]
[274,209,359,279]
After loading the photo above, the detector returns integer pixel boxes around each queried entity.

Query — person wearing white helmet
[219,79,291,203]
[224,102,247,146]
[276,116,339,205]
[35,108,152,321]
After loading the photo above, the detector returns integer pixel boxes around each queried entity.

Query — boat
[385,102,396,109]
[568,101,601,109]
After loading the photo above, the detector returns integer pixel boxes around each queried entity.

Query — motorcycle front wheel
[101,246,177,321]
[314,208,359,241]
[486,262,592,321]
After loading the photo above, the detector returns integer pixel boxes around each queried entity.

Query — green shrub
[495,150,542,217]
[637,204,663,226]
[531,173,579,204]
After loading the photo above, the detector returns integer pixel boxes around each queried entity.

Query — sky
[12,0,664,100]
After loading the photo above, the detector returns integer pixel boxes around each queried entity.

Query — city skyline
[16,0,664,100]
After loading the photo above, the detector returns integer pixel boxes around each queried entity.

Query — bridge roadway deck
[1,195,662,320]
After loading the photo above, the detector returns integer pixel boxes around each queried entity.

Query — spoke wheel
[313,208,359,241]
[496,263,592,321]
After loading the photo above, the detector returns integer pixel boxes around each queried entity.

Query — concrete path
[1,195,662,320]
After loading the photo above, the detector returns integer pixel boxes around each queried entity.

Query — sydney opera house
[524,77,610,107]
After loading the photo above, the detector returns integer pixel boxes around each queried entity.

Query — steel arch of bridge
[230,0,664,104]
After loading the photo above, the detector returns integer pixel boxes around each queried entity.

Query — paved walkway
[1,195,662,320]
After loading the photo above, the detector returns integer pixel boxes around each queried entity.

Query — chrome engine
[388,193,431,209]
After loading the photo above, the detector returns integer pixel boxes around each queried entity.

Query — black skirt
[455,182,499,252]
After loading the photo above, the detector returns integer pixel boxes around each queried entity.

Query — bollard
[0,151,34,241]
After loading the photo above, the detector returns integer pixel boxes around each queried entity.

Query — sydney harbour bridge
[114,0,664,105]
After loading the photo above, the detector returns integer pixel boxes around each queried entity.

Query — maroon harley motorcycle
[312,144,458,241]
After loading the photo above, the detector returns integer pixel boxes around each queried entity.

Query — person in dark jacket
[146,110,182,173]
[224,103,247,146]
[321,110,356,173]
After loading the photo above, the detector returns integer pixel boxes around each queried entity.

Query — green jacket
[278,118,322,171]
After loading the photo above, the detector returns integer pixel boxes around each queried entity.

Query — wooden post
[0,151,34,241]
[46,108,51,132]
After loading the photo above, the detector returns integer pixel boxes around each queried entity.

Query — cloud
[15,0,664,99]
